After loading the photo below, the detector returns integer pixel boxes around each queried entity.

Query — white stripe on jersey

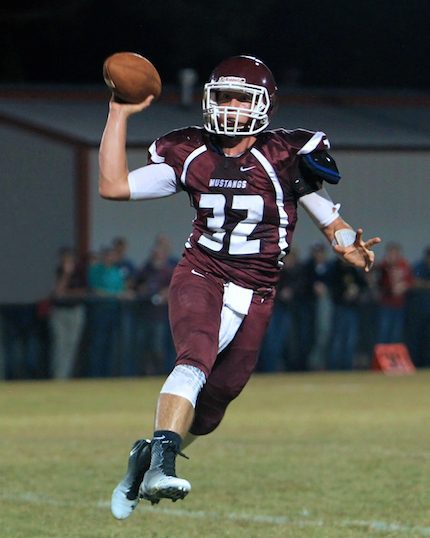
[250,147,289,257]
[148,140,166,163]
[180,145,208,186]
[297,131,329,155]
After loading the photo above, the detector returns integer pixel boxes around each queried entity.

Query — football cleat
[140,438,191,503]
[111,438,151,520]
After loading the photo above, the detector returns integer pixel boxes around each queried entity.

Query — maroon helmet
[203,55,278,136]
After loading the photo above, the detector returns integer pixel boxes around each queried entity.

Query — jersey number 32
[197,193,263,255]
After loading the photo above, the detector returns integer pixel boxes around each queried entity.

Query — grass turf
[1,370,429,537]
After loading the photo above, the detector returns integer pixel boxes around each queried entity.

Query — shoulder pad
[300,150,341,185]
[274,128,326,152]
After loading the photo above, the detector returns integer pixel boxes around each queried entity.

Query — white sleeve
[298,187,341,228]
[128,163,178,200]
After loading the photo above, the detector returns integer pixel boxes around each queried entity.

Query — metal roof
[1,87,430,149]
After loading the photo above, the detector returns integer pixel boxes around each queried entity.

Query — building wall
[297,149,430,262]
[1,124,75,302]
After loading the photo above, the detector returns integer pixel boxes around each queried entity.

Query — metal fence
[1,291,429,380]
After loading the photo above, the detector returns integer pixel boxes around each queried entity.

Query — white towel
[218,282,254,353]
[222,282,253,315]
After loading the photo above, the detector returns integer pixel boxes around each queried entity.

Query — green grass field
[1,370,429,538]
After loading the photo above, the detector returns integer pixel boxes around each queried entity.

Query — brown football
[103,52,162,103]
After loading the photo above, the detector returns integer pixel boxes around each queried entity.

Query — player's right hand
[109,94,155,116]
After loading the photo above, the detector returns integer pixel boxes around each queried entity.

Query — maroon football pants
[168,258,274,435]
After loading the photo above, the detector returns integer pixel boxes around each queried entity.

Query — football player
[98,55,381,519]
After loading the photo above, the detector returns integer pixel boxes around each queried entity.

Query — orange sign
[372,343,416,375]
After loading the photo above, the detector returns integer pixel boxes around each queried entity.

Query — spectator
[259,248,303,372]
[375,242,413,343]
[134,235,178,375]
[355,269,380,367]
[87,247,128,377]
[407,247,430,367]
[295,242,332,371]
[110,238,139,375]
[413,246,430,288]
[49,247,87,379]
[112,236,137,289]
[88,246,127,296]
[327,258,368,370]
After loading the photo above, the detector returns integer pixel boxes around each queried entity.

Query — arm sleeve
[128,163,178,200]
[298,187,341,228]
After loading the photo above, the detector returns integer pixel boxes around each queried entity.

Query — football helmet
[203,55,278,136]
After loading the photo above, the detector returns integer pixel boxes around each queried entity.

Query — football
[103,52,162,103]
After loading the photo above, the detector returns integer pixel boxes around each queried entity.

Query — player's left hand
[333,228,382,272]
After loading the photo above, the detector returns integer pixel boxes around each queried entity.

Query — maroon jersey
[149,127,329,289]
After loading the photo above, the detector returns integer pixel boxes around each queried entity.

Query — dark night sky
[1,0,429,91]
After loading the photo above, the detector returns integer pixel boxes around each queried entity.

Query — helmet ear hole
[202,55,277,136]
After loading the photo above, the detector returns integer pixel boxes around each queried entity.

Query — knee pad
[160,364,206,408]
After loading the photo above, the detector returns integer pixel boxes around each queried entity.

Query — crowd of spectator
[1,238,430,380]
[46,234,178,380]
[258,241,430,373]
